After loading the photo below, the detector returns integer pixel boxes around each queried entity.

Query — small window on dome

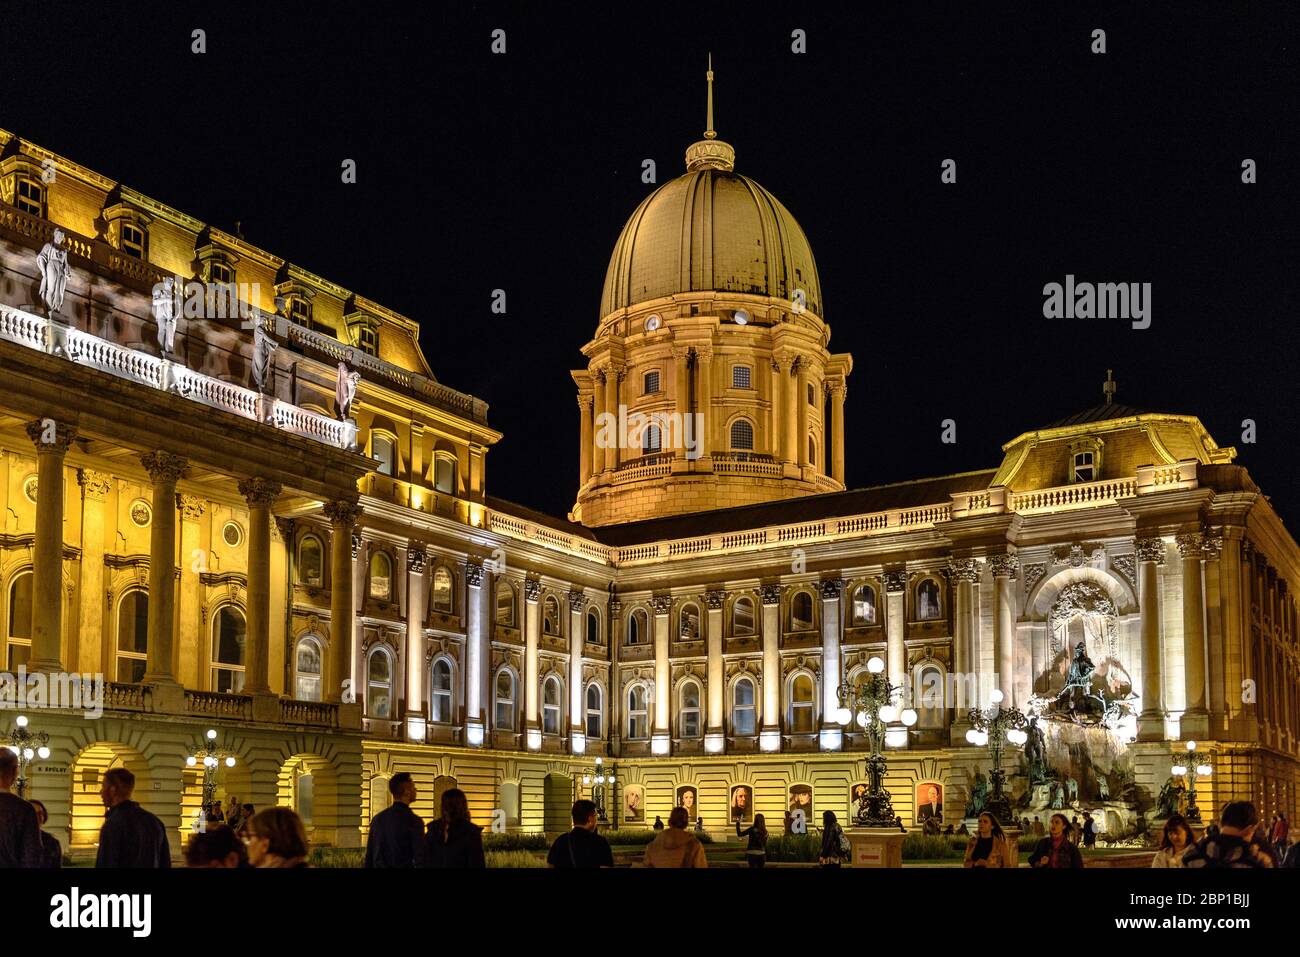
[643,370,660,395]
[732,366,751,389]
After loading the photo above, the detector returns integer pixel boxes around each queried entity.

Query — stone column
[603,365,622,472]
[464,560,486,745]
[796,361,810,467]
[237,478,281,696]
[76,469,112,676]
[949,560,979,743]
[652,595,673,753]
[671,346,690,465]
[591,370,607,473]
[578,394,593,485]
[568,591,586,751]
[1136,537,1166,741]
[608,597,623,755]
[176,495,205,688]
[409,422,425,485]
[818,579,843,750]
[990,553,1018,707]
[760,585,783,751]
[704,590,725,751]
[770,356,791,462]
[883,570,908,693]
[1202,533,1225,725]
[1177,532,1210,739]
[784,359,799,464]
[523,578,541,748]
[323,497,361,703]
[25,421,75,673]
[140,451,187,685]
[829,383,846,484]
[405,545,427,743]
[694,347,713,466]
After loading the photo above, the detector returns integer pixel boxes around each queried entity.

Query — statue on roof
[336,360,361,419]
[37,228,73,316]
[252,317,278,393]
[153,276,179,356]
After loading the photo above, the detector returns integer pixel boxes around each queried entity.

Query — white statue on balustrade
[36,228,72,316]
[336,360,361,419]
[252,317,279,393]
[152,276,179,356]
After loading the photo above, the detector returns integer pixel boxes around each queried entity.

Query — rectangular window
[209,260,234,285]
[16,178,44,216]
[359,325,379,356]
[121,223,145,259]
[1073,452,1095,483]
[732,366,751,389]
[644,370,660,394]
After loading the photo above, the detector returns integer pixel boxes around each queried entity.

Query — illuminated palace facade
[2,112,1298,852]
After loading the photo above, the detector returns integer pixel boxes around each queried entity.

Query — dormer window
[288,295,312,326]
[1068,437,1104,484]
[15,176,45,216]
[1072,452,1095,483]
[358,324,379,357]
[209,260,234,285]
[121,223,146,260]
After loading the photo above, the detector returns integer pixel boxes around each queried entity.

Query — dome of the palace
[598,156,823,320]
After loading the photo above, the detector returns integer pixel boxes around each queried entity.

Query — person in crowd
[1082,811,1097,849]
[186,826,247,868]
[1068,815,1081,845]
[818,810,849,868]
[205,801,226,831]
[224,795,241,825]
[1030,813,1083,869]
[644,806,707,868]
[421,787,485,868]
[943,824,954,835]
[548,799,614,868]
[245,807,310,868]
[964,811,1015,868]
[1020,816,1032,833]
[652,815,664,831]
[1283,841,1300,868]
[0,751,42,868]
[1032,815,1045,837]
[1151,814,1192,868]
[736,812,768,868]
[1182,801,1273,869]
[29,800,62,868]
[956,821,969,836]
[895,815,908,834]
[235,803,255,839]
[97,767,171,868]
[1271,812,1289,860]
[364,771,424,868]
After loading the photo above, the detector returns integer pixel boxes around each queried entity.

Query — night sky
[5,2,1299,526]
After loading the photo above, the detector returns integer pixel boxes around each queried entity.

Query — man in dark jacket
[548,800,613,868]
[1183,801,1273,868]
[96,767,171,868]
[0,750,43,867]
[364,772,424,867]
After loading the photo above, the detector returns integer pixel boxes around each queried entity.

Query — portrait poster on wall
[788,784,813,829]
[916,781,944,826]
[675,784,698,821]
[623,784,644,823]
[730,784,753,823]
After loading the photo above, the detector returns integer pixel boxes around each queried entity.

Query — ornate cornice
[1136,537,1166,565]
[237,477,282,508]
[78,468,113,500]
[26,419,77,454]
[883,570,909,593]
[140,450,189,485]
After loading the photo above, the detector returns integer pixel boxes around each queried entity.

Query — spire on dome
[685,54,735,172]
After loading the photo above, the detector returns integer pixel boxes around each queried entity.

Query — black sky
[5,2,1299,525]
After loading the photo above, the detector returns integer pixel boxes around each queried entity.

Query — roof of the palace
[583,469,998,547]
[1042,402,1149,429]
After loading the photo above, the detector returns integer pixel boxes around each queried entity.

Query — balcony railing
[1,303,357,450]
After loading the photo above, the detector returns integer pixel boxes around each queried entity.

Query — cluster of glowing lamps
[4,715,51,799]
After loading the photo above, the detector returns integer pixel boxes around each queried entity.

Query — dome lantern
[685,54,735,172]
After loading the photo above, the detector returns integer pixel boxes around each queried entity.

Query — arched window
[434,454,457,495]
[369,551,393,601]
[626,684,648,740]
[917,578,942,620]
[494,669,516,731]
[543,596,560,636]
[679,602,700,640]
[732,596,755,637]
[430,658,453,723]
[367,648,393,719]
[585,608,601,645]
[730,419,754,450]
[679,680,702,738]
[430,566,453,614]
[211,605,247,693]
[790,673,816,734]
[732,677,756,736]
[294,636,323,702]
[915,664,946,729]
[5,572,32,670]
[298,535,323,587]
[496,583,516,626]
[585,684,603,738]
[851,584,877,626]
[372,433,396,476]
[791,591,814,631]
[627,608,648,645]
[542,676,562,735]
[116,590,149,683]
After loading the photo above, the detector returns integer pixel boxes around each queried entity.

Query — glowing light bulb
[15,715,28,728]
[867,657,885,674]
[878,704,898,724]
[22,748,34,760]
[1171,764,1187,777]
[990,689,1004,704]
[1196,765,1212,777]
[901,708,918,727]
[186,756,197,767]
[207,729,217,740]
[855,711,868,728]
[835,707,852,726]
[583,775,591,786]
[225,756,236,768]
[37,746,50,760]
[1186,740,1196,752]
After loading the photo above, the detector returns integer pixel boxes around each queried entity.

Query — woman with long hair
[1030,812,1083,868]
[421,787,485,868]
[736,812,768,868]
[963,811,1015,868]
[1151,814,1192,867]
[244,807,310,868]
[818,810,848,868]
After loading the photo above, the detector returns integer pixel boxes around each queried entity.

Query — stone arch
[67,741,151,849]
[1027,564,1136,620]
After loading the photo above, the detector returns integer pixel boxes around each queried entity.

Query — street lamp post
[1171,740,1212,825]
[965,690,1028,827]
[185,728,238,812]
[580,757,617,826]
[835,656,917,827]
[4,715,51,799]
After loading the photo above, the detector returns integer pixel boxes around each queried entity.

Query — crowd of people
[2,746,1297,870]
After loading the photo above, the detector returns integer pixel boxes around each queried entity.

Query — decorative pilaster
[177,494,207,689]
[523,577,542,748]
[990,553,1018,707]
[883,570,908,702]
[819,578,843,750]
[465,560,485,746]
[1176,532,1210,738]
[829,382,846,484]
[140,450,188,685]
[76,469,112,676]
[25,421,76,673]
[238,478,281,696]
[568,589,586,752]
[948,559,979,734]
[1136,536,1167,740]
[322,497,361,703]
[760,584,783,750]
[704,589,725,750]
[405,543,428,742]
[578,393,594,485]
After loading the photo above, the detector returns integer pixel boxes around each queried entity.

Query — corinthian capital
[1175,532,1205,560]
[883,570,909,593]
[1135,537,1166,565]
[760,584,783,606]
[78,469,113,500]
[947,558,980,584]
[140,450,189,485]
[989,553,1019,579]
[465,560,484,588]
[238,477,283,508]
[177,494,206,521]
[26,419,77,454]
[568,589,587,613]
[818,578,843,600]
[323,496,362,528]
